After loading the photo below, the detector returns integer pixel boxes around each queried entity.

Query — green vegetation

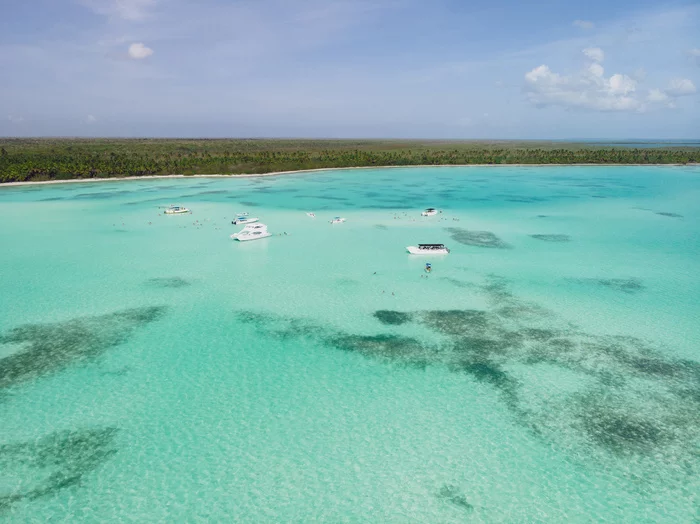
[1,138,698,183]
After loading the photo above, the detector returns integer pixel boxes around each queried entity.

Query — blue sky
[1,0,699,138]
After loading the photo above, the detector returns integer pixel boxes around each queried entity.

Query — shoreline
[1,163,698,187]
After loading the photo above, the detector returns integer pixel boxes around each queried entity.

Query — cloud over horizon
[524,47,697,113]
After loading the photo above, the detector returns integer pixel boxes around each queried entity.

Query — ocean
[1,166,699,521]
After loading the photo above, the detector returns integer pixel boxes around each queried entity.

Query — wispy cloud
[7,115,25,123]
[79,0,158,21]
[688,48,700,65]
[665,77,696,96]
[582,47,604,62]
[573,20,594,30]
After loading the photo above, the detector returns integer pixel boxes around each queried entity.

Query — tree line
[1,141,698,183]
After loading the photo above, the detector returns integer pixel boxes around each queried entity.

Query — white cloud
[588,63,604,77]
[7,115,25,123]
[524,47,697,113]
[582,47,604,62]
[524,51,645,112]
[128,43,153,59]
[647,88,673,107]
[86,114,97,123]
[665,78,696,96]
[79,0,157,21]
[573,20,594,30]
[609,74,636,95]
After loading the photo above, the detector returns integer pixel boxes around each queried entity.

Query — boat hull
[235,232,272,242]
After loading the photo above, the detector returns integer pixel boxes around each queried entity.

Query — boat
[406,244,450,255]
[230,223,268,239]
[232,216,260,225]
[421,208,439,216]
[425,263,432,273]
[236,212,249,216]
[233,224,272,242]
[306,212,316,218]
[330,217,346,224]
[164,205,190,215]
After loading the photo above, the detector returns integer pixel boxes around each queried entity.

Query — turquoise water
[1,166,699,522]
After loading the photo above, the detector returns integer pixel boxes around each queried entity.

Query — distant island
[1,138,698,183]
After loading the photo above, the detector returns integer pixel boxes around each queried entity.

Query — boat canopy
[418,244,446,249]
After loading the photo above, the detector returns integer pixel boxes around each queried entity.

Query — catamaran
[421,208,439,216]
[406,244,450,255]
[230,223,268,239]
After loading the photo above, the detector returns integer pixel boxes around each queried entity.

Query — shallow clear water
[1,166,699,522]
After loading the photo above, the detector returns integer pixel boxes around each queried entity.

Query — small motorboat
[230,223,268,239]
[306,212,316,218]
[330,217,346,224]
[164,205,190,215]
[407,244,450,255]
[236,212,249,216]
[232,216,260,225]
[421,208,439,216]
[425,263,432,273]
[233,224,272,242]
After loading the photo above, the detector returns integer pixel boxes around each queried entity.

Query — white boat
[330,217,346,224]
[421,208,439,216]
[234,224,272,242]
[236,212,249,216]
[306,212,316,218]
[232,216,260,225]
[230,223,268,239]
[164,205,190,215]
[407,244,450,255]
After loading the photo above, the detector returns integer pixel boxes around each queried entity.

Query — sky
[1,0,699,138]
